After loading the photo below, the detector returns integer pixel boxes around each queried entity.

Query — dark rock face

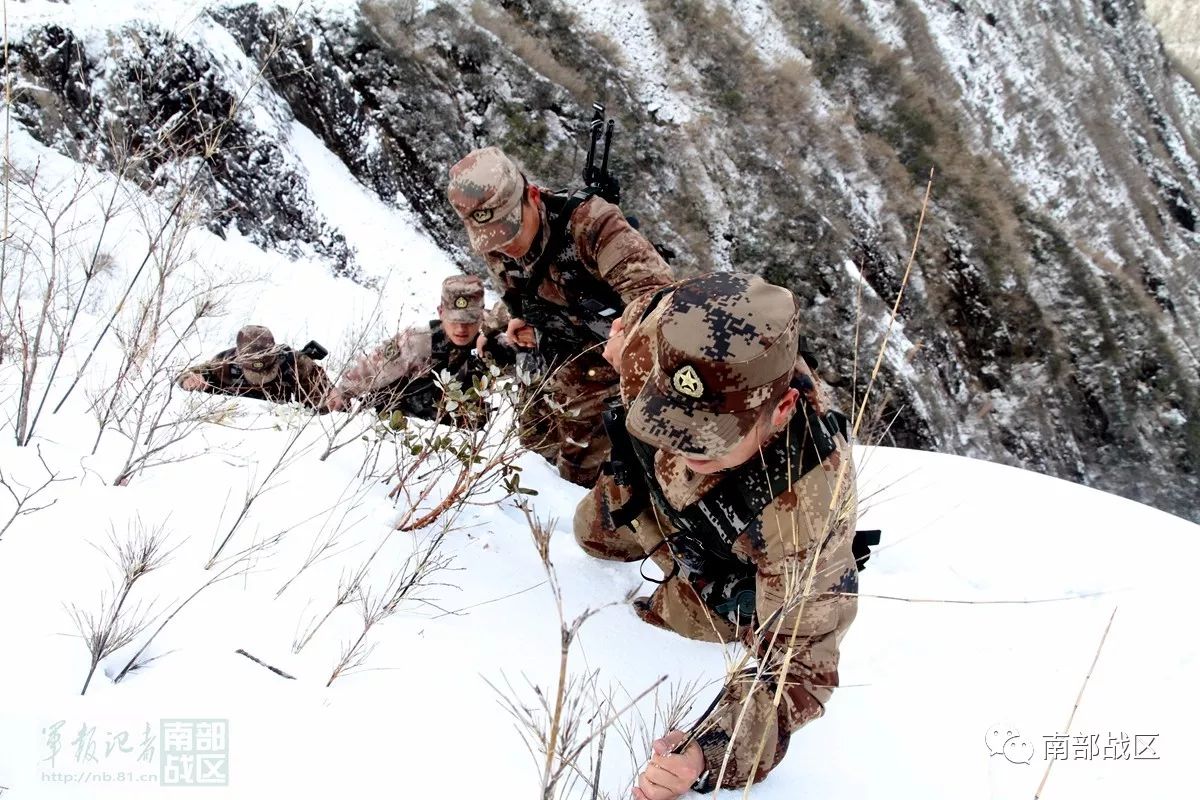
[8,18,355,274]
[7,1,1199,521]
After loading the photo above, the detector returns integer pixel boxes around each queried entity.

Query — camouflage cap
[235,325,281,379]
[236,325,276,356]
[446,146,527,254]
[440,274,485,323]
[627,272,801,459]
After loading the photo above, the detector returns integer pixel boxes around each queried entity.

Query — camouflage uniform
[446,145,675,486]
[338,275,503,427]
[178,325,334,411]
[573,272,860,792]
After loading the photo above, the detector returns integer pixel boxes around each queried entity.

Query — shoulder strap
[521,187,599,297]
[627,397,844,549]
[279,347,298,384]
[685,402,845,544]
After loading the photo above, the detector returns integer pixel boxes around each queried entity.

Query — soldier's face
[237,353,279,386]
[681,422,770,474]
[490,187,541,260]
[678,388,800,475]
[239,364,278,386]
[443,319,481,346]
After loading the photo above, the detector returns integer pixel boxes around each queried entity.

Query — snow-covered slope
[1,405,1196,798]
[2,97,1198,800]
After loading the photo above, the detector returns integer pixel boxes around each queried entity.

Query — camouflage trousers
[573,473,739,644]
[519,351,620,488]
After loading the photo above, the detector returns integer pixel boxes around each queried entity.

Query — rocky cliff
[6,0,1198,519]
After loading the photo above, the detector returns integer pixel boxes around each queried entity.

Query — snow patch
[560,0,697,124]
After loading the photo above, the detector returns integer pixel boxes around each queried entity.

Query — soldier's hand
[603,318,626,372]
[632,730,704,800]
[506,317,537,348]
[179,372,208,391]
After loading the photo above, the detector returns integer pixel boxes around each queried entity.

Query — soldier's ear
[771,387,800,428]
[527,183,540,205]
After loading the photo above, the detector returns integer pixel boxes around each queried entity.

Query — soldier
[178,325,342,412]
[337,275,510,428]
[445,145,675,486]
[574,272,863,796]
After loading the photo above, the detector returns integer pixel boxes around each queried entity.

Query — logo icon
[471,208,494,224]
[672,365,704,398]
[454,296,469,309]
[986,726,1034,765]
[161,719,229,786]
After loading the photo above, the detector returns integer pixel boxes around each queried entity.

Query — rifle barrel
[584,103,606,185]
[600,119,614,176]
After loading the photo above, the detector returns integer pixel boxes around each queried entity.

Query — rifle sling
[503,187,623,352]
[614,395,847,551]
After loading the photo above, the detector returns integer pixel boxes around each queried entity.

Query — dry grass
[470,1,592,104]
[486,500,671,800]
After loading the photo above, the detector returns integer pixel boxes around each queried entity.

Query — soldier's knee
[572,488,597,534]
[572,485,646,562]
[646,579,734,644]
[572,490,610,557]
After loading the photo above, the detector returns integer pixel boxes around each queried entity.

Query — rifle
[504,103,625,376]
[298,340,328,361]
[582,105,678,264]
[582,102,620,205]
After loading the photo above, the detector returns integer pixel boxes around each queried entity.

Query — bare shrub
[324,523,456,686]
[0,443,73,541]
[81,189,256,486]
[1,6,304,457]
[69,517,176,694]
[205,419,321,568]
[292,367,531,652]
[1,163,110,445]
[113,527,285,683]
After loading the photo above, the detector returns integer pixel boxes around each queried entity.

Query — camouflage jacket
[338,320,496,422]
[178,347,333,411]
[482,191,675,363]
[619,294,860,791]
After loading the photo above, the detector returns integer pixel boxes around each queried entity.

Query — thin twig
[430,580,547,619]
[853,589,1120,605]
[1033,607,1119,799]
[234,648,297,680]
